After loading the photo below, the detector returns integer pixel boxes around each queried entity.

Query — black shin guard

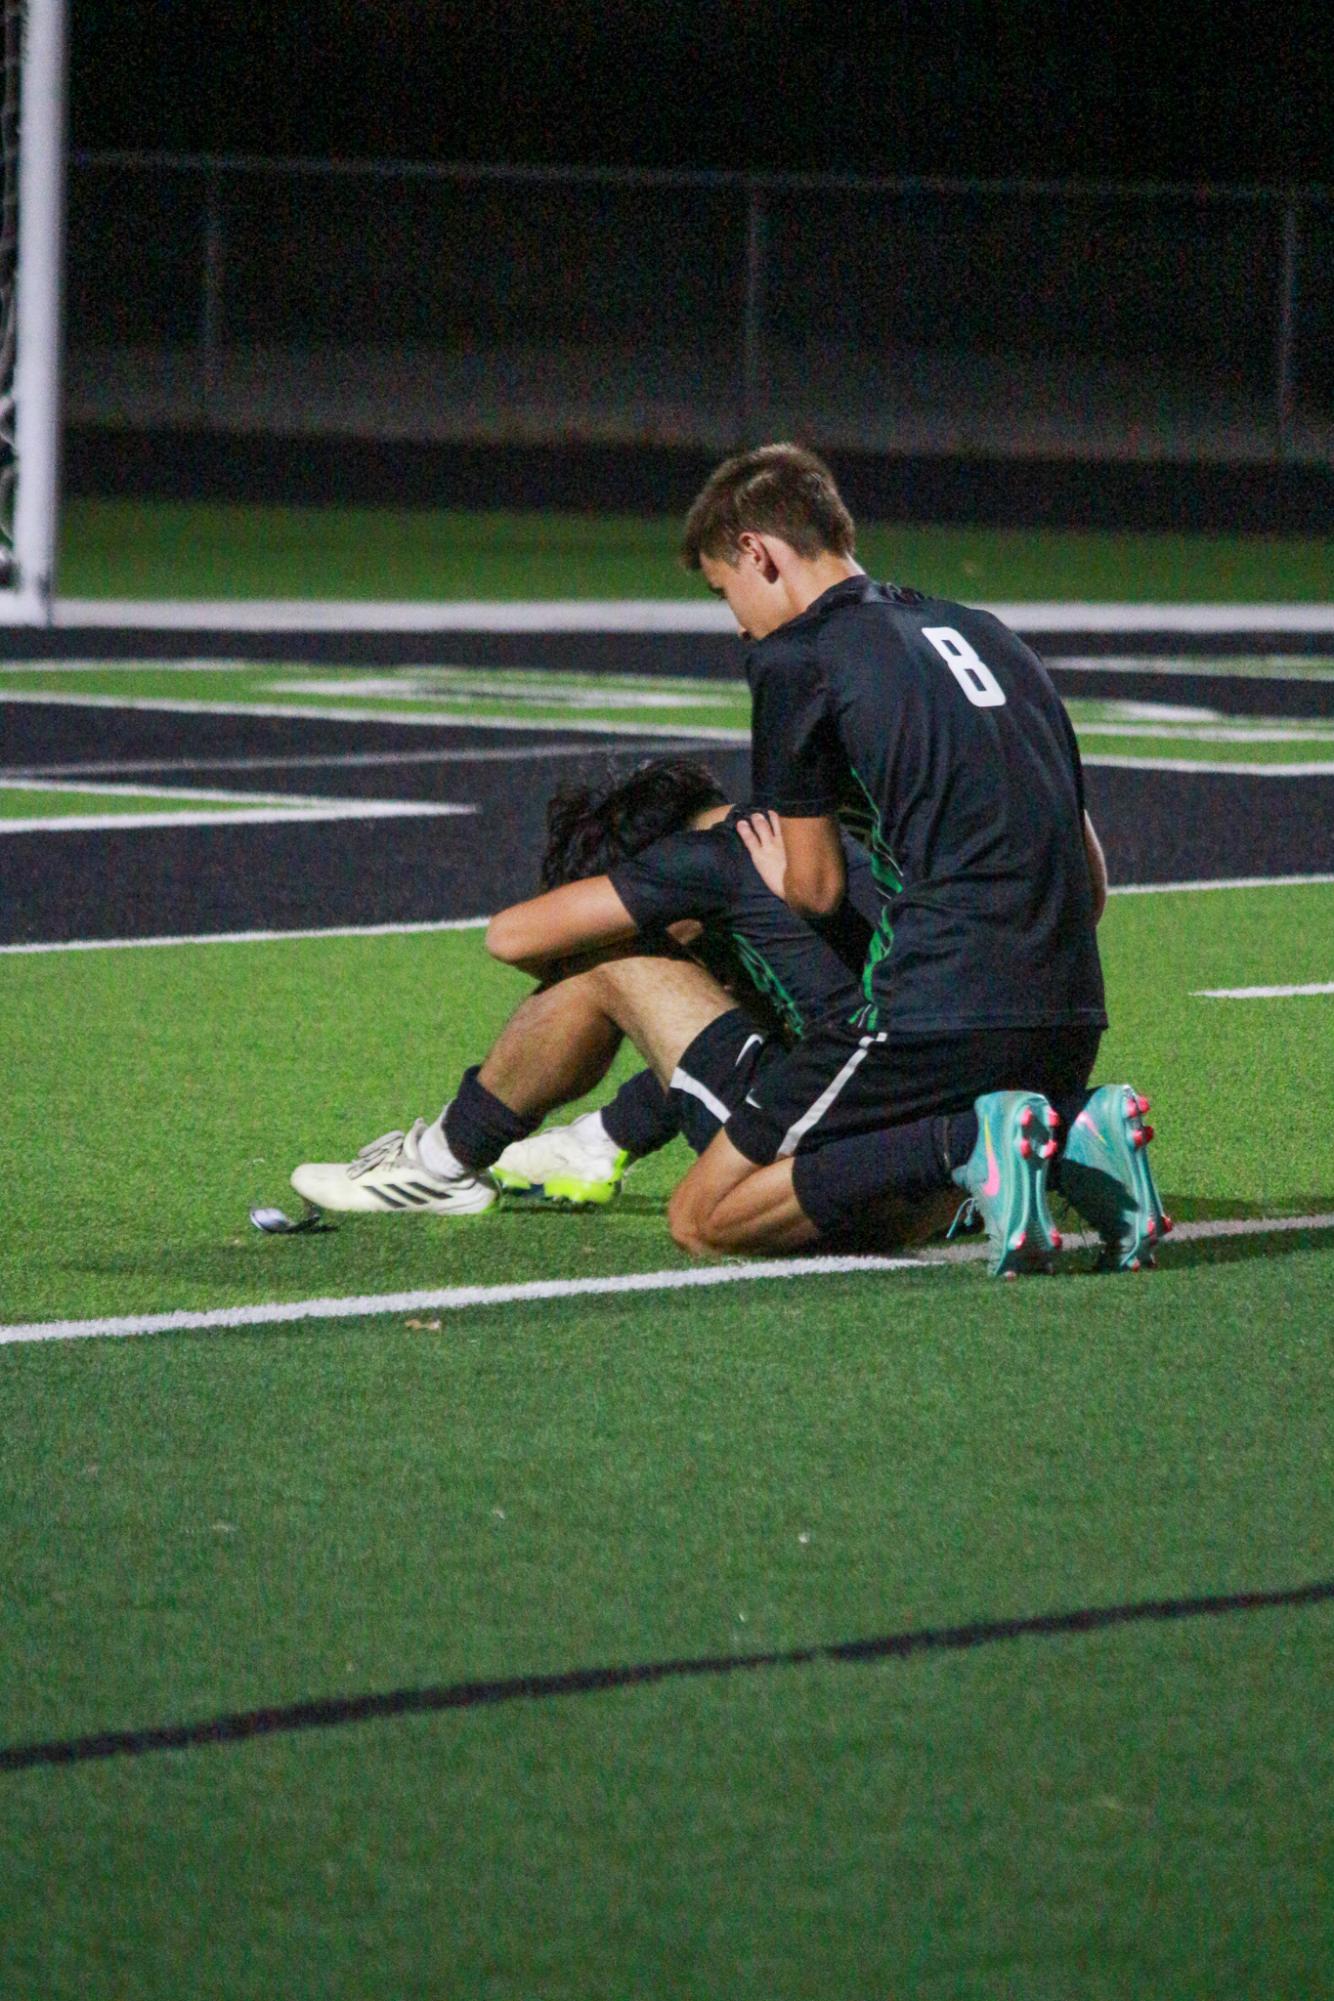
[791,1113,963,1239]
[444,1067,541,1172]
[601,1069,679,1158]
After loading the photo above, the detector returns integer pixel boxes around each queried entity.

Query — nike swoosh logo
[1076,1109,1108,1149]
[981,1118,1001,1198]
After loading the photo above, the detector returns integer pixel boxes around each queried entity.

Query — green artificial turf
[3,883,1332,1998]
[2,883,1332,1329]
[2,1264,1331,1999]
[58,498,1334,602]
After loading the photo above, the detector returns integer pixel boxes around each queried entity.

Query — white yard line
[1193,982,1334,999]
[0,776,333,805]
[2,875,1328,957]
[0,800,475,835]
[4,1211,1332,1348]
[6,745,648,777]
[1050,655,1334,679]
[43,599,1334,634]
[1108,873,1334,896]
[1077,723,1334,741]
[1083,755,1334,777]
[0,916,491,956]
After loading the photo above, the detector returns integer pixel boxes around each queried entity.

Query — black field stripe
[2,1578,1329,1776]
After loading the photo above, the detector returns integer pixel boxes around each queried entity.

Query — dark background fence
[65,154,1332,468]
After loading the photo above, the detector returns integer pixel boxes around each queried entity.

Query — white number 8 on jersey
[921,626,1007,708]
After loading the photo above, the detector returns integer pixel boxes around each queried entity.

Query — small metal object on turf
[249,1205,333,1235]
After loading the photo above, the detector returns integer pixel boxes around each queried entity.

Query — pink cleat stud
[1131,1129,1147,1149]
[1045,1106,1061,1128]
[1143,1124,1155,1143]
[1013,1229,1028,1248]
[1162,1214,1174,1234]
[1019,1106,1034,1128]
[1145,1217,1156,1238]
[1128,1258,1141,1272]
[1136,1094,1151,1114]
[1018,1137,1033,1158]
[1040,1139,1058,1159]
[1050,1229,1063,1250]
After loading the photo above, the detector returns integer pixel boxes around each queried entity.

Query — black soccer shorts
[666,1008,771,1155]
[724,1017,1103,1166]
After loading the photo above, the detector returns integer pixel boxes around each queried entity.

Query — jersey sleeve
[607,829,732,933]
[749,641,844,816]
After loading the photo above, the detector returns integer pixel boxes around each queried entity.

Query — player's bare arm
[1084,811,1108,922]
[485,875,639,975]
[773,814,847,918]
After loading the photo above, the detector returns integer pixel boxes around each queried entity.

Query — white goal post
[0,0,66,624]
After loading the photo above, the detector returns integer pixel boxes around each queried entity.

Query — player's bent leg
[291,966,631,1215]
[580,954,738,1085]
[669,1131,821,1256]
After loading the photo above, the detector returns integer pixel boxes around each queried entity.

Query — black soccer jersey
[608,806,881,1040]
[747,576,1107,1035]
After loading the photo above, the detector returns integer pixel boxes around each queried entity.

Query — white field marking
[0,776,331,806]
[0,800,475,835]
[0,916,490,957]
[43,599,1334,634]
[0,691,750,743]
[5,1211,1334,1348]
[0,657,259,673]
[1083,756,1334,777]
[0,1254,923,1346]
[5,744,653,778]
[1193,982,1334,999]
[1109,873,1334,896]
[274,673,737,709]
[1049,655,1334,680]
[1077,722,1334,741]
[4,873,1330,957]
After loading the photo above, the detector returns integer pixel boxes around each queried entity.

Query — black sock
[944,1110,978,1172]
[601,1069,679,1158]
[792,1112,964,1239]
[443,1066,540,1172]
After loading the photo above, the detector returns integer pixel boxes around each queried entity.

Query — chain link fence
[65,153,1333,463]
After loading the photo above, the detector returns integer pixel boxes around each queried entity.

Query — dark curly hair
[540,757,728,889]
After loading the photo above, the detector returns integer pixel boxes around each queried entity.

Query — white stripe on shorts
[776,1032,886,1159]
[668,1065,734,1128]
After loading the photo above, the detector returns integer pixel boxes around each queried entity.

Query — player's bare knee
[667,1183,711,1257]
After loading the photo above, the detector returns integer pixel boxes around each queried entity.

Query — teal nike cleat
[1056,1083,1173,1272]
[951,1090,1064,1278]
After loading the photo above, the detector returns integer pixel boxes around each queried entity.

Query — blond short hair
[681,442,856,569]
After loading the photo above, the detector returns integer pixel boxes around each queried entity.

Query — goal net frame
[0,0,66,624]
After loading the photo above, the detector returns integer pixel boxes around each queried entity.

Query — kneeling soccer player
[664,441,1171,1276]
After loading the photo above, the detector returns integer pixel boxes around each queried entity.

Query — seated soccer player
[661,442,1171,1277]
[491,776,879,1206]
[289,757,934,1245]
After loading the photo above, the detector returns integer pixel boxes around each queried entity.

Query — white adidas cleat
[291,1119,497,1215]
[493,1121,630,1206]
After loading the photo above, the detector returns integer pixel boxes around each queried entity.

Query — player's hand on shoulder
[737,811,787,899]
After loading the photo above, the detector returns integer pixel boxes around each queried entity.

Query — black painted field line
[4,1579,1330,1776]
